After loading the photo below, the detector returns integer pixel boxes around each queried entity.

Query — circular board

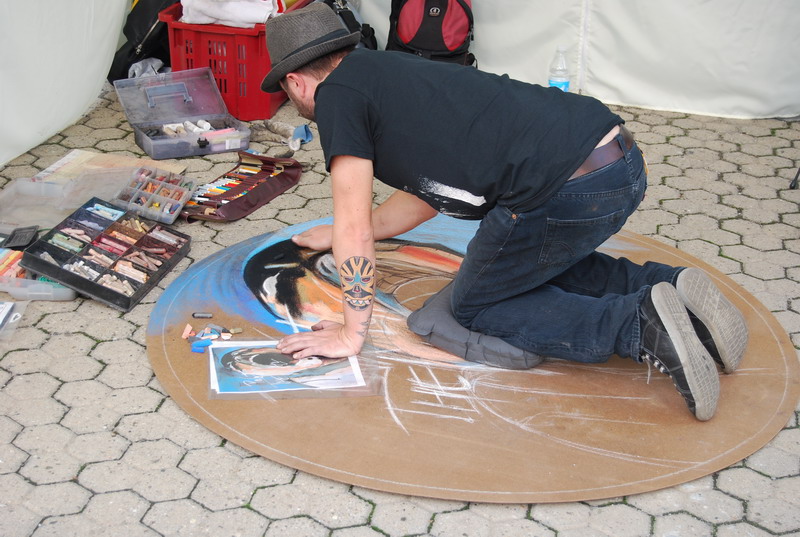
[147,217,799,503]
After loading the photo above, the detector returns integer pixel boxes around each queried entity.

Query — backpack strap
[389,0,405,25]
[321,0,377,50]
[455,0,474,44]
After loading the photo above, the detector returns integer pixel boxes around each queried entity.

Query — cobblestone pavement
[1,84,799,537]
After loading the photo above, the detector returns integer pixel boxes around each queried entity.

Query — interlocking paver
[716,467,774,501]
[78,460,140,493]
[205,508,271,537]
[104,386,163,414]
[589,503,651,537]
[54,379,111,407]
[0,504,40,537]
[181,447,255,510]
[748,497,800,533]
[123,438,185,470]
[0,426,29,469]
[627,487,685,516]
[557,529,608,537]
[716,522,774,537]
[1,82,798,537]
[653,513,712,537]
[370,499,435,536]
[683,488,744,524]
[251,472,372,527]
[90,338,145,364]
[66,431,130,463]
[775,476,800,507]
[264,516,329,537]
[82,490,150,525]
[430,508,491,537]
[19,451,82,484]
[5,373,60,400]
[96,361,153,389]
[3,350,53,375]
[60,404,121,434]
[746,445,800,478]
[530,502,593,530]
[488,518,554,537]
[5,398,67,427]
[23,481,91,516]
[1,327,48,351]
[13,424,73,457]
[331,527,388,537]
[113,410,170,442]
[47,354,104,382]
[141,498,209,536]
[35,311,90,334]
[190,476,255,511]
[132,467,197,501]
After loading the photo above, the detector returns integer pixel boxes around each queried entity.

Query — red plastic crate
[158,0,312,121]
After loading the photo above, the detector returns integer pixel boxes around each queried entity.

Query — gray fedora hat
[261,3,361,93]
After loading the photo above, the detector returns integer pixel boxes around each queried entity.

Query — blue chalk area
[148,215,479,337]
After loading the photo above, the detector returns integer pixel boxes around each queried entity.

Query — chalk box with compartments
[20,198,191,311]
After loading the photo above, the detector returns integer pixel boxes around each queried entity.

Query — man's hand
[276,320,363,359]
[291,225,333,251]
[289,191,437,252]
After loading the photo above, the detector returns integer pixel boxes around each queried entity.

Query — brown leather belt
[568,125,634,180]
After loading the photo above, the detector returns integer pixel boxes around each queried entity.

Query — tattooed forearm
[356,320,370,338]
[340,256,375,311]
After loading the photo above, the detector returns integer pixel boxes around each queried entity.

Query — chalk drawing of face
[242,239,464,364]
[221,346,324,376]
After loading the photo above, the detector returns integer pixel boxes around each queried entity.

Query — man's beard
[284,85,315,121]
[294,100,315,121]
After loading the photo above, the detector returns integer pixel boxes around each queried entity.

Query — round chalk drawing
[147,216,799,503]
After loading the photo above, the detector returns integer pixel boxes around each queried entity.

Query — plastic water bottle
[548,46,570,92]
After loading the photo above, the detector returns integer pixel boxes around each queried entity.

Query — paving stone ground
[1,83,798,537]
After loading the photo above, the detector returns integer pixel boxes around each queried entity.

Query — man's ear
[283,72,301,92]
[284,72,312,99]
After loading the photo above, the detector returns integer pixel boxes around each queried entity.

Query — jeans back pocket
[538,209,625,267]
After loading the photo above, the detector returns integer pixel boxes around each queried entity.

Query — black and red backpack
[386,0,476,66]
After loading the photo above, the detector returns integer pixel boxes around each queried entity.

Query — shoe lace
[640,351,669,384]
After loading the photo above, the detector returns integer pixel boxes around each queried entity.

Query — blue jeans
[450,131,682,363]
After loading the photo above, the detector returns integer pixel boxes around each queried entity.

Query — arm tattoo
[339,256,375,311]
[356,320,370,338]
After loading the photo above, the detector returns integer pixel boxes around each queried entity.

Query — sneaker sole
[676,268,749,374]
[652,282,720,421]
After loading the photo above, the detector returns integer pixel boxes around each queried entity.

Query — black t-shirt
[315,49,621,219]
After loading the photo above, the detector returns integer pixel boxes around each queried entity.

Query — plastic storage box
[158,0,312,121]
[0,275,77,302]
[20,198,191,312]
[1,247,77,301]
[0,177,77,233]
[114,67,251,159]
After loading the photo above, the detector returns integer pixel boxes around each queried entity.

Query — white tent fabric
[0,1,128,168]
[1,0,797,167]
[579,0,799,118]
[361,0,799,119]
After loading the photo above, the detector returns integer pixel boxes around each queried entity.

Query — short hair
[293,46,356,81]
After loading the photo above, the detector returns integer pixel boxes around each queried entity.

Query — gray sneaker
[675,268,749,374]
[639,282,720,421]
